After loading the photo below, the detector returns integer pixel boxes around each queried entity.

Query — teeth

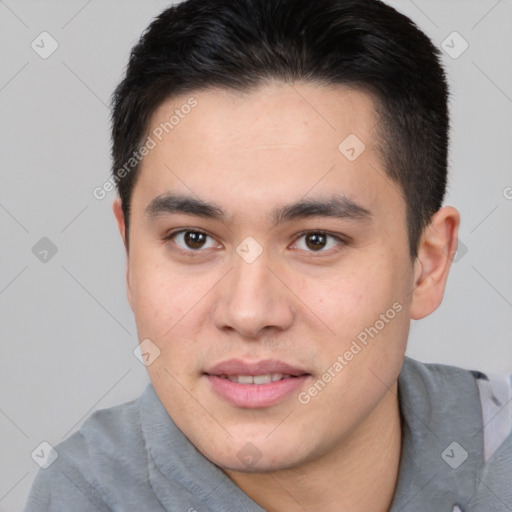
[223,373,291,384]
[253,374,272,384]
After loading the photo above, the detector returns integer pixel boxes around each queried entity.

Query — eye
[163,229,347,256]
[164,229,219,253]
[292,231,346,254]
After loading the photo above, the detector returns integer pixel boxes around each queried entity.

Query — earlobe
[112,197,134,311]
[410,206,460,320]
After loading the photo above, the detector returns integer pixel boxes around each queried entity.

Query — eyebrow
[145,192,372,226]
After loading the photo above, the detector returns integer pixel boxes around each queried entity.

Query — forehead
[146,82,379,153]
[133,82,403,230]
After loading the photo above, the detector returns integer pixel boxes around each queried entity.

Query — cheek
[129,262,205,382]
[128,250,187,337]
[299,263,409,431]
[128,249,220,353]
[318,261,399,327]
[310,254,411,364]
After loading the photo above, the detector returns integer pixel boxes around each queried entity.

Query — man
[24,0,511,511]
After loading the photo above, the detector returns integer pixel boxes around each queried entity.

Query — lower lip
[206,374,310,408]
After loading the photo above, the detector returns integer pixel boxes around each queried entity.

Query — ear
[410,206,460,320]
[113,196,128,249]
[112,197,133,311]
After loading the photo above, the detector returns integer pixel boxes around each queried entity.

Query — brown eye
[293,231,345,254]
[183,231,207,249]
[165,229,218,252]
[304,233,327,251]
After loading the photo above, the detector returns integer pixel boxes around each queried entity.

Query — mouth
[214,373,301,384]
[204,359,311,408]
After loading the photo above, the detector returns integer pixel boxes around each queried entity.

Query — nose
[213,248,295,339]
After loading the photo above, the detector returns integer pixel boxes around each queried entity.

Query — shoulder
[400,356,480,389]
[401,357,512,459]
[469,371,512,510]
[397,358,512,509]
[470,369,512,462]
[23,387,149,512]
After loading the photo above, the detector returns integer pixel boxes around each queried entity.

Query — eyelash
[162,228,348,257]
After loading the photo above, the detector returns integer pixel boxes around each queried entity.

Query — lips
[204,359,311,408]
[205,359,309,378]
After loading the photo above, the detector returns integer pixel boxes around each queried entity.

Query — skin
[113,81,460,512]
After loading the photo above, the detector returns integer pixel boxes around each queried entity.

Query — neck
[225,384,402,512]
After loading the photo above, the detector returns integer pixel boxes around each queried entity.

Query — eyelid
[163,227,210,240]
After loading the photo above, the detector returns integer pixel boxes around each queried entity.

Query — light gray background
[1,1,511,510]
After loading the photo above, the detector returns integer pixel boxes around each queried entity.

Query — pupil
[306,233,326,251]
[185,231,206,249]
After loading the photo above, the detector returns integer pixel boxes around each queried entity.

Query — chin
[214,453,303,474]
[197,435,313,474]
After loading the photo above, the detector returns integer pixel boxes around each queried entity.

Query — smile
[217,373,295,384]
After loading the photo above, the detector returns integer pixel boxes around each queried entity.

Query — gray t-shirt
[23,357,512,512]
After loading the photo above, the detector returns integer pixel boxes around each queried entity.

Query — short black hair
[111,0,449,258]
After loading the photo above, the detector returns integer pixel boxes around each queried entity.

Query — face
[115,82,419,472]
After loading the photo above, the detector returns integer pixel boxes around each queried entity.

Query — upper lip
[205,359,309,377]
